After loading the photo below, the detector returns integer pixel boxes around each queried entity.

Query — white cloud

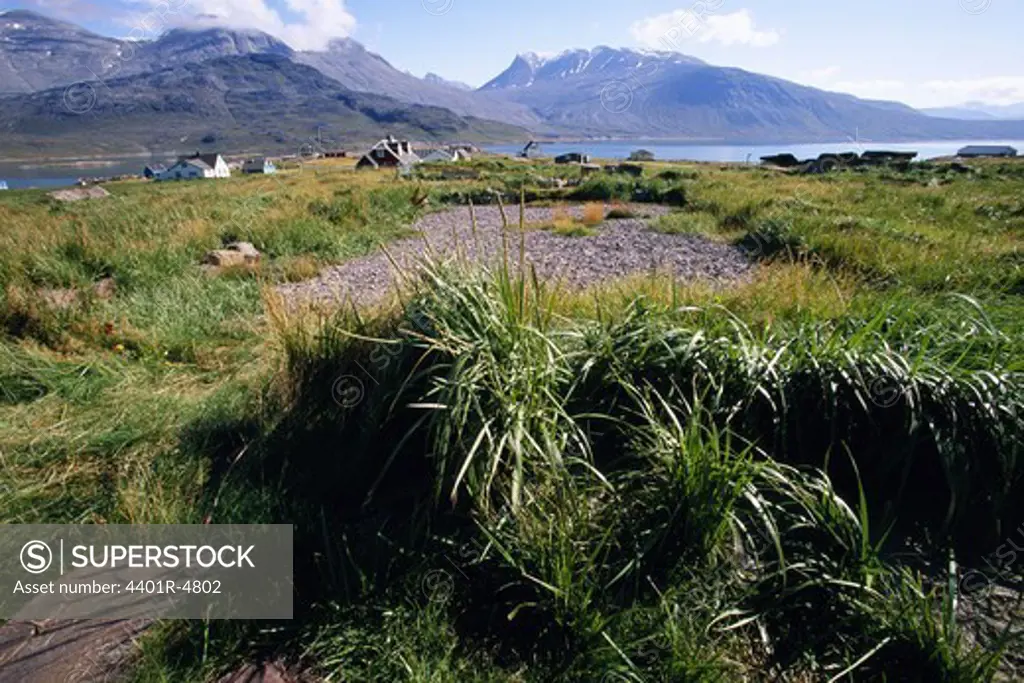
[124,0,356,51]
[631,8,780,51]
[807,65,841,81]
[816,77,1024,107]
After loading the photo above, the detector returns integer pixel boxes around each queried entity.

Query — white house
[156,153,231,181]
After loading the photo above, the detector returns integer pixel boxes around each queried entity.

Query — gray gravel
[276,204,754,307]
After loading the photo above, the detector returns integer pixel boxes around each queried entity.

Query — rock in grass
[204,242,261,267]
[92,277,116,299]
[204,250,247,267]
[226,242,262,263]
[48,186,110,202]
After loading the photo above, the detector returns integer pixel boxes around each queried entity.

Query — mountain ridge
[0,13,548,130]
[479,47,1024,142]
[0,53,528,158]
[293,39,545,128]
[4,11,1024,147]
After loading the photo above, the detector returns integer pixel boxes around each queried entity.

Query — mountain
[424,73,472,91]
[5,11,1024,148]
[131,27,294,68]
[293,39,544,128]
[481,48,705,91]
[0,10,125,93]
[0,54,527,158]
[0,11,546,131]
[481,47,1024,142]
[0,11,297,93]
[921,101,1024,120]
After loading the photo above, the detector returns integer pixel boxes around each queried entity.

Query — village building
[555,152,591,164]
[143,164,167,179]
[242,157,277,174]
[356,136,421,169]
[957,145,1018,158]
[156,153,231,181]
[418,147,472,164]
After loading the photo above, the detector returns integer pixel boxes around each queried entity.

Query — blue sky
[6,0,1022,106]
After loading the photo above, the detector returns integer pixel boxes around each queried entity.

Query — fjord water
[484,139,1024,162]
[0,156,157,190]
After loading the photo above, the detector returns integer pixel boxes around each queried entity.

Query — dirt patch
[276,204,752,308]
[218,662,320,683]
[0,619,149,682]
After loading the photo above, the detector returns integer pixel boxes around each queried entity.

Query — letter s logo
[20,540,53,574]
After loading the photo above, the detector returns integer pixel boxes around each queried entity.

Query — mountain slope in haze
[0,10,125,93]
[920,106,997,120]
[425,73,473,91]
[483,47,1024,142]
[0,11,299,92]
[0,54,527,157]
[6,10,1024,146]
[921,101,1024,120]
[0,11,546,130]
[132,27,295,69]
[294,39,545,129]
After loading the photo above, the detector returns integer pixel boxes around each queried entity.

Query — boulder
[48,186,111,202]
[224,242,262,264]
[92,277,116,299]
[204,250,248,268]
[204,243,261,267]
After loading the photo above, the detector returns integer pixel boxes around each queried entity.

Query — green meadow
[0,156,1021,681]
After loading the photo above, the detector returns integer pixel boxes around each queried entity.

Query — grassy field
[0,155,1021,681]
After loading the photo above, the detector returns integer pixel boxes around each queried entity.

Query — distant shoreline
[0,151,173,165]
[2,136,1022,165]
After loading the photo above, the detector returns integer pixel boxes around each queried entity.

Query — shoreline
[4,137,1024,166]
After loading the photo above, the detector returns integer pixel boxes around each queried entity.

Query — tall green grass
[146,259,1019,681]
[1,160,1021,680]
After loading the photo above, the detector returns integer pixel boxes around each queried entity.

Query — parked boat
[0,181,8,191]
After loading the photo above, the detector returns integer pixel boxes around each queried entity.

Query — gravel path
[276,205,754,308]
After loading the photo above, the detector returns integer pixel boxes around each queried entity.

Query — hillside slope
[0,11,546,131]
[0,54,527,157]
[482,48,1024,142]
[294,40,545,128]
